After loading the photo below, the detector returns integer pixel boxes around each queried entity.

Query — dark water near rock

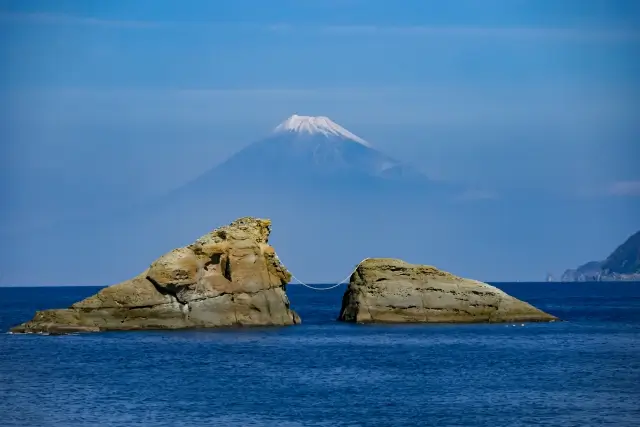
[1,283,639,427]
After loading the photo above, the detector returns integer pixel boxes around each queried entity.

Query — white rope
[274,253,369,291]
[289,271,352,291]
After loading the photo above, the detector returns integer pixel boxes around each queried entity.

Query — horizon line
[0,281,595,288]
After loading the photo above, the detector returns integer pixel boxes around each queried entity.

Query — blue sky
[1,0,639,283]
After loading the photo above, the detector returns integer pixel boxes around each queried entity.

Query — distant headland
[561,230,640,282]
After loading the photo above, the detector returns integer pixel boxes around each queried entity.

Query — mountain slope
[561,230,640,281]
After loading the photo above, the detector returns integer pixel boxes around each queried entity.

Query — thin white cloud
[577,181,640,198]
[608,181,640,197]
[316,25,640,42]
[1,12,638,42]
[455,189,500,202]
[0,12,167,28]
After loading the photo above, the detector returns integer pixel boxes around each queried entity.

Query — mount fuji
[177,114,438,199]
[255,114,418,181]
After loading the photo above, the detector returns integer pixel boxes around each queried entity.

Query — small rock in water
[338,258,559,324]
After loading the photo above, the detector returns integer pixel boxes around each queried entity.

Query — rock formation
[338,258,557,323]
[11,217,301,334]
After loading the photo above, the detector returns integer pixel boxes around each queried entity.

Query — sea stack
[11,217,301,334]
[338,258,557,323]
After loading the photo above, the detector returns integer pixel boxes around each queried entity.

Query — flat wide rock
[338,258,558,324]
[11,217,301,334]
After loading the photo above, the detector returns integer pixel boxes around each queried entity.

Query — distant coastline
[559,230,640,283]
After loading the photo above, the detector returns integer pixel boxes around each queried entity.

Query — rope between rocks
[274,253,369,291]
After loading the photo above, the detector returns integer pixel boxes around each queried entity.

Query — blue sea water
[1,283,639,427]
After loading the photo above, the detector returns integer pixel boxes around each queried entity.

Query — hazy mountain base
[0,179,458,284]
[1,178,634,286]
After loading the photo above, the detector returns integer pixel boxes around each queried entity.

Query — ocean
[1,283,639,427]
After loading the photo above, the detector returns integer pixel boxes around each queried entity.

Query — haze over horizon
[1,0,639,285]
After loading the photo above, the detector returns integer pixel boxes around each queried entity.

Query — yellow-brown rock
[11,217,300,334]
[338,258,558,324]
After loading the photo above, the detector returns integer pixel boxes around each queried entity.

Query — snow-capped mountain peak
[273,114,371,147]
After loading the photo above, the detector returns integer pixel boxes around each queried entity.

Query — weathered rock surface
[338,258,557,324]
[11,217,301,334]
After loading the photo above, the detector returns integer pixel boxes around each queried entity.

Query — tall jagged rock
[11,217,301,333]
[338,258,557,324]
